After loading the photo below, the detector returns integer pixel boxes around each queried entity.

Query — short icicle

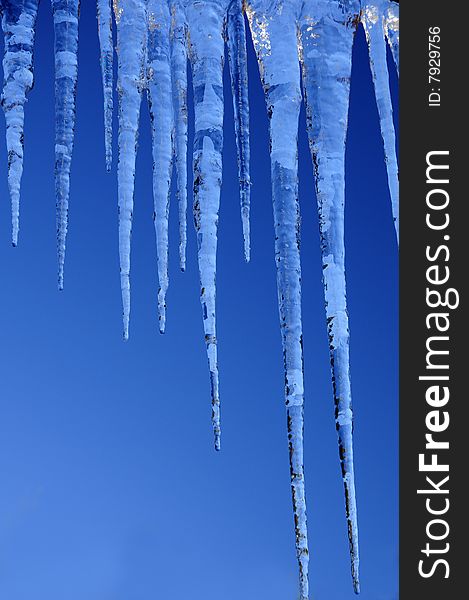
[97,0,114,170]
[299,0,361,592]
[147,0,173,333]
[226,0,251,261]
[384,0,399,75]
[362,0,399,242]
[0,0,40,247]
[51,0,80,290]
[246,1,309,597]
[114,0,147,339]
[170,0,188,271]
[186,0,228,451]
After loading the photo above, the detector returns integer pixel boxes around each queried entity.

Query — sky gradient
[0,3,398,599]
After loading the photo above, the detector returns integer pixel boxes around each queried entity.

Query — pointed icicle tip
[247,1,309,597]
[299,0,362,592]
[212,378,221,451]
[157,286,167,334]
[147,0,173,341]
[363,1,399,243]
[97,0,114,171]
[1,0,40,248]
[209,347,221,452]
[123,319,129,341]
[226,0,251,263]
[115,0,146,344]
[121,283,130,340]
[170,0,189,273]
[242,203,251,263]
[158,308,166,334]
[52,0,80,294]
[12,211,19,247]
[187,0,225,453]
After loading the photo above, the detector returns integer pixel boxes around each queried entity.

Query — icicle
[186,0,228,451]
[246,1,308,597]
[147,0,173,333]
[362,0,399,241]
[170,0,188,272]
[299,0,361,592]
[384,0,399,75]
[1,0,40,247]
[226,0,251,262]
[97,0,114,170]
[115,0,147,339]
[51,0,80,290]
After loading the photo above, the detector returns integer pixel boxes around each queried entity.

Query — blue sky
[0,3,398,599]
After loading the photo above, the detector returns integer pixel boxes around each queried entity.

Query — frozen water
[0,1,399,596]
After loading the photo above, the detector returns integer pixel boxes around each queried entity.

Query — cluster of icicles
[0,0,398,596]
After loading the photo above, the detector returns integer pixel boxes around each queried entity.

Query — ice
[147,0,173,333]
[114,0,147,339]
[362,0,399,241]
[0,0,39,246]
[246,1,309,596]
[384,0,399,75]
[186,0,229,451]
[299,0,361,592]
[0,2,400,596]
[51,0,80,290]
[170,0,188,271]
[226,0,251,261]
[97,0,114,170]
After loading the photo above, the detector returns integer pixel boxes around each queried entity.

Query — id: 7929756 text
[428,26,441,107]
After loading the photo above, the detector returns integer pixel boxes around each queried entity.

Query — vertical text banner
[400,0,466,597]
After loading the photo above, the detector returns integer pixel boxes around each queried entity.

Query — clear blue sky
[0,3,398,599]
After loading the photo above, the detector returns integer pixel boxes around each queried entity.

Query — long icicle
[115,0,147,339]
[384,0,399,75]
[226,0,251,262]
[362,0,399,242]
[1,0,40,247]
[186,0,227,451]
[299,0,361,592]
[170,0,188,272]
[246,1,308,597]
[97,0,114,171]
[147,0,173,333]
[51,0,80,290]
